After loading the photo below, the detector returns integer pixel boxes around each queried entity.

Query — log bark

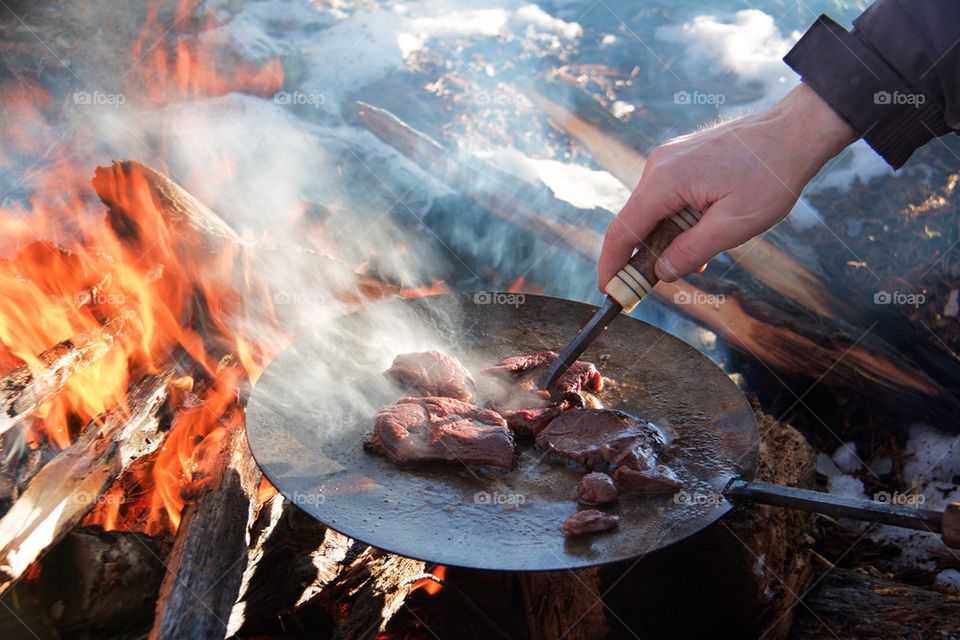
[600,398,816,639]
[0,310,136,438]
[149,412,261,640]
[789,568,960,639]
[517,568,609,640]
[227,494,355,636]
[0,372,171,588]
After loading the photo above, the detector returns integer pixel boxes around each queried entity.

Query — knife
[543,207,702,389]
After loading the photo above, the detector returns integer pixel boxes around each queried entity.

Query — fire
[130,0,283,106]
[507,276,543,294]
[1,0,288,535]
[401,280,451,298]
[410,565,447,596]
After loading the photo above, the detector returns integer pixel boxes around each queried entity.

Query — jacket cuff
[784,15,945,169]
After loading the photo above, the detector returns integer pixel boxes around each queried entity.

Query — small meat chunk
[484,351,602,407]
[561,509,620,536]
[577,472,618,504]
[535,408,663,471]
[384,351,477,402]
[365,397,515,468]
[614,464,684,494]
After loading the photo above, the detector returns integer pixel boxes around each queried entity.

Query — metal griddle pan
[246,293,759,571]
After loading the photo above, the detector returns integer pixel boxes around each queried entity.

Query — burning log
[228,494,354,635]
[355,101,606,262]
[149,397,260,640]
[0,310,135,438]
[9,527,169,638]
[306,547,426,640]
[0,371,171,587]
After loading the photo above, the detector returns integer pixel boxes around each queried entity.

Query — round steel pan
[246,293,759,571]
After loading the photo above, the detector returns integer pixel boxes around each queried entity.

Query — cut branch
[0,310,136,437]
[149,410,261,640]
[0,371,171,588]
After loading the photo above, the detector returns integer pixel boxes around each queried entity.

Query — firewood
[227,494,355,635]
[306,547,426,640]
[0,310,136,438]
[600,398,816,639]
[355,101,607,262]
[149,409,261,640]
[517,568,609,640]
[0,371,171,588]
[789,568,960,639]
[9,527,169,638]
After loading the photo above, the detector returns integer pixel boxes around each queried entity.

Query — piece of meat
[365,397,515,468]
[577,472,619,504]
[499,403,567,438]
[483,351,602,407]
[384,351,477,402]
[560,509,620,536]
[614,464,684,494]
[535,408,663,471]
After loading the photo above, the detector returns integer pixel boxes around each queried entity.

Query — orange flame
[2,0,288,534]
[410,565,447,596]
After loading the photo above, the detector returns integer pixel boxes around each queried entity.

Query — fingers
[598,180,681,291]
[654,201,742,282]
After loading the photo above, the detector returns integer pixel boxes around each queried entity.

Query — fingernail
[655,256,679,282]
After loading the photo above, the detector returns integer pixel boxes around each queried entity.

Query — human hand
[598,83,858,289]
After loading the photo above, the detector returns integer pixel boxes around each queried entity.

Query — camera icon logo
[874,291,892,304]
[874,91,891,105]
[673,291,692,305]
[474,291,492,305]
[274,91,292,105]
[73,91,91,105]
[674,91,691,105]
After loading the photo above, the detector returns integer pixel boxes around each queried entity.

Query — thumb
[654,202,743,282]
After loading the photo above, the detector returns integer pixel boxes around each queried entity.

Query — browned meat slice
[613,465,683,494]
[365,397,515,468]
[384,351,477,402]
[577,472,618,504]
[561,509,620,536]
[500,404,566,436]
[483,351,602,407]
[535,408,663,471]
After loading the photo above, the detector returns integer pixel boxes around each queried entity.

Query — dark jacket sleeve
[783,0,960,169]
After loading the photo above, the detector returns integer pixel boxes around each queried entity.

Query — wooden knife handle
[604,208,702,311]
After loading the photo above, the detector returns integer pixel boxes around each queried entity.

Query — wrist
[771,83,859,176]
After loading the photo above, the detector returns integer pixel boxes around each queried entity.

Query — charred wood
[0,310,136,438]
[0,372,171,588]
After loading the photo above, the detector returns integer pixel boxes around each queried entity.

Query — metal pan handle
[724,478,960,548]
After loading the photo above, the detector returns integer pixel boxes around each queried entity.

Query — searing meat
[365,397,515,468]
[561,509,619,536]
[535,408,663,471]
[484,351,602,407]
[384,351,477,402]
[499,403,567,438]
[613,464,683,494]
[577,472,618,504]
